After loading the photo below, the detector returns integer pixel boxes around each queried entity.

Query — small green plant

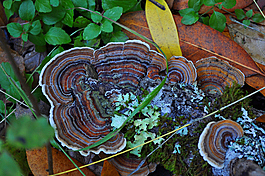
[3,0,140,52]
[234,9,265,26]
[179,0,265,32]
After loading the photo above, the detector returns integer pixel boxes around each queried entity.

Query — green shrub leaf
[101,20,113,32]
[19,0,35,21]
[203,0,216,6]
[103,6,123,22]
[110,31,128,42]
[35,0,52,13]
[50,0,59,7]
[0,62,21,103]
[3,0,13,9]
[102,0,136,12]
[179,8,195,17]
[0,152,21,176]
[252,13,265,23]
[28,33,46,46]
[41,6,66,25]
[222,0,236,9]
[188,0,203,12]
[0,100,5,114]
[45,27,71,45]
[73,16,90,28]
[181,11,199,25]
[235,9,246,20]
[4,1,21,20]
[246,9,253,18]
[243,19,250,26]
[7,23,23,38]
[21,33,28,42]
[72,0,87,8]
[29,20,41,35]
[209,10,226,32]
[83,23,101,40]
[6,116,54,149]
[91,11,102,23]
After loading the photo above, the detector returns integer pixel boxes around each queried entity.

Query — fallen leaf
[119,11,265,96]
[26,146,95,176]
[228,23,265,66]
[146,0,182,59]
[101,160,119,176]
[0,3,7,26]
[256,114,265,123]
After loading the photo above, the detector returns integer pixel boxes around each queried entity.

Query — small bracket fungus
[109,154,157,176]
[195,57,245,94]
[198,119,244,168]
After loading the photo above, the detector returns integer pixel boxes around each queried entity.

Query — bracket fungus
[195,57,245,94]
[39,40,170,156]
[198,119,244,169]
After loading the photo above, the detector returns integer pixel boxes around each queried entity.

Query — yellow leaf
[145,0,182,59]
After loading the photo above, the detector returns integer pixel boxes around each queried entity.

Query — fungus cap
[198,119,244,168]
[195,57,245,94]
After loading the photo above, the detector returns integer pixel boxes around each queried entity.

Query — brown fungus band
[195,57,245,95]
[198,120,244,168]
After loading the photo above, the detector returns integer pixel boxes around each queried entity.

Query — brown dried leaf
[101,160,120,176]
[26,147,95,176]
[256,114,265,123]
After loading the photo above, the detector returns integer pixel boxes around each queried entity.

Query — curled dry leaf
[26,147,95,176]
[119,11,265,96]
[172,0,252,14]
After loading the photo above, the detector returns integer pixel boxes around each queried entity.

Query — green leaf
[83,38,100,48]
[209,10,226,32]
[181,11,199,25]
[72,0,87,8]
[246,9,253,18]
[50,0,59,7]
[35,0,52,13]
[3,0,13,9]
[83,23,101,40]
[222,0,236,9]
[110,31,128,42]
[0,100,5,114]
[45,27,71,45]
[61,0,74,27]
[188,0,203,12]
[235,9,246,20]
[73,16,90,28]
[23,24,30,32]
[28,33,46,46]
[203,0,216,6]
[7,23,23,38]
[0,152,21,176]
[201,16,209,25]
[214,0,224,2]
[103,7,123,22]
[21,33,28,42]
[179,8,195,17]
[41,6,66,25]
[29,20,41,35]
[102,0,136,12]
[252,13,265,23]
[0,62,21,102]
[101,20,113,32]
[88,0,96,10]
[18,0,35,21]
[6,116,54,149]
[4,1,21,20]
[91,11,102,23]
[243,19,250,26]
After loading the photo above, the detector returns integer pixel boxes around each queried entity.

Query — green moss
[204,83,253,120]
